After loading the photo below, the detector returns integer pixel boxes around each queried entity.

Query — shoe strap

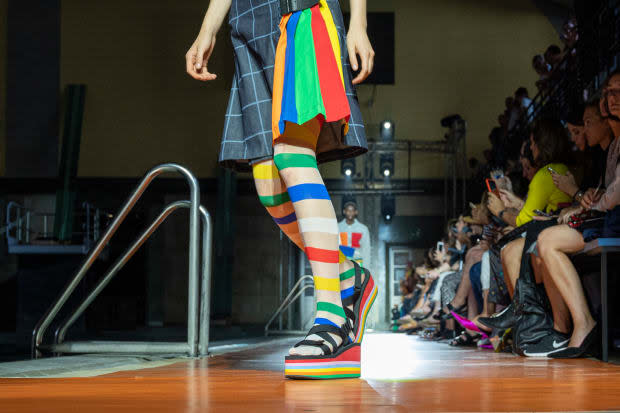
[342,262,363,309]
[293,339,332,355]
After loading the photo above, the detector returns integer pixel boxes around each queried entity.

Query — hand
[487,192,506,217]
[551,170,578,196]
[186,30,217,81]
[499,189,524,210]
[581,188,603,209]
[428,269,440,280]
[347,25,375,85]
[558,205,583,224]
[433,248,445,263]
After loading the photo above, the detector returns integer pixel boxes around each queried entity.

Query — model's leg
[253,160,363,343]
[537,225,595,347]
[253,159,305,250]
[271,139,347,356]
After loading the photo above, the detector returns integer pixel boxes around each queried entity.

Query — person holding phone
[551,100,613,204]
[487,120,572,228]
[186,0,376,378]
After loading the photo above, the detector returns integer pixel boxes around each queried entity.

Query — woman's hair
[603,69,620,89]
[531,118,572,167]
[602,69,620,120]
[520,139,535,164]
[566,103,585,126]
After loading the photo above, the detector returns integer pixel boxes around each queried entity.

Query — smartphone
[534,209,551,217]
[436,241,444,252]
[485,178,500,196]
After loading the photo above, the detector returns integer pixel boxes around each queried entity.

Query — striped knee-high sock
[274,149,346,349]
[253,160,305,250]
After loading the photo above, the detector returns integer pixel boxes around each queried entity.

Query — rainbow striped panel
[285,344,361,379]
[272,0,351,141]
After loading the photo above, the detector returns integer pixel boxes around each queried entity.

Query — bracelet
[573,190,584,202]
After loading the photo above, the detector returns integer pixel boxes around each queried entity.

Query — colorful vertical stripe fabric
[272,0,351,142]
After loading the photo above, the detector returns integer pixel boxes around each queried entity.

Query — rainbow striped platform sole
[354,272,378,343]
[285,343,361,379]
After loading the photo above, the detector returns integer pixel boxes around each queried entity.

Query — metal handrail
[53,201,213,356]
[264,275,313,336]
[32,163,201,358]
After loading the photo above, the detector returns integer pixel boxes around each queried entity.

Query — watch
[573,190,584,202]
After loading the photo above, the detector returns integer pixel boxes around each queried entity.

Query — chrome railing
[32,163,211,358]
[264,275,314,336]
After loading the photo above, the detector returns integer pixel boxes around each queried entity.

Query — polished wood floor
[2,333,620,412]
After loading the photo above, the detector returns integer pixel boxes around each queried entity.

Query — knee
[537,229,554,258]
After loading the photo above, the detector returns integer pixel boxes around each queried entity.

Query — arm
[185,0,232,81]
[347,0,374,84]
[516,170,553,226]
[592,163,620,211]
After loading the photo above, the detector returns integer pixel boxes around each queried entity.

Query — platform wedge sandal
[285,323,361,379]
[343,262,378,343]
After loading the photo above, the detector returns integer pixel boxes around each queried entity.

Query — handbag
[511,220,556,356]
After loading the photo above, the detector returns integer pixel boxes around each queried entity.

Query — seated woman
[489,119,573,294]
[535,71,620,358]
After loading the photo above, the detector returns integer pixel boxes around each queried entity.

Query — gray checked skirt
[219,0,367,172]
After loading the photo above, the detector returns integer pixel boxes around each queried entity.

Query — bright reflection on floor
[362,333,424,380]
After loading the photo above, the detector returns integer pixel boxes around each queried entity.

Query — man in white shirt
[338,200,371,268]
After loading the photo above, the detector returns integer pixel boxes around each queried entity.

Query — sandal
[449,332,479,347]
[434,302,467,321]
[285,323,360,379]
[342,262,378,343]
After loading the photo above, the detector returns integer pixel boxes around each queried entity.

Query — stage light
[380,119,395,141]
[341,158,356,178]
[380,154,394,178]
[381,194,395,223]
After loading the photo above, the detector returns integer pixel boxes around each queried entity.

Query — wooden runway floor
[2,333,620,412]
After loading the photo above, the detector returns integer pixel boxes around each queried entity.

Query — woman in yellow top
[488,119,572,296]
[516,160,571,226]
[489,120,572,229]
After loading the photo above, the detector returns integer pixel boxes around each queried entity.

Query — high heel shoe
[549,324,598,359]
[478,303,516,330]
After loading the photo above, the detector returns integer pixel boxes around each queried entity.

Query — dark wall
[6,0,60,177]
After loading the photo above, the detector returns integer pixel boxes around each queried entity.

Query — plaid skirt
[219,0,367,171]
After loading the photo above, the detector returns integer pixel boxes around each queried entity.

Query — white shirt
[338,218,371,267]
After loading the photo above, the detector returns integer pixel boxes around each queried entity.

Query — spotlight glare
[386,214,391,220]
[345,168,352,177]
[384,169,391,177]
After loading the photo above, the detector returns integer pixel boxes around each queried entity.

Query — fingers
[186,45,198,78]
[348,41,359,72]
[186,38,217,81]
[352,46,374,85]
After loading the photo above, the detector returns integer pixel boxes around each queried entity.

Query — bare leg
[537,225,596,347]
[501,237,525,297]
[532,254,571,334]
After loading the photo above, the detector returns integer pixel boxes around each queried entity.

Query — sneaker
[521,331,570,357]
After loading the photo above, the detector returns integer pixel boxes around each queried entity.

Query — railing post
[32,163,202,358]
